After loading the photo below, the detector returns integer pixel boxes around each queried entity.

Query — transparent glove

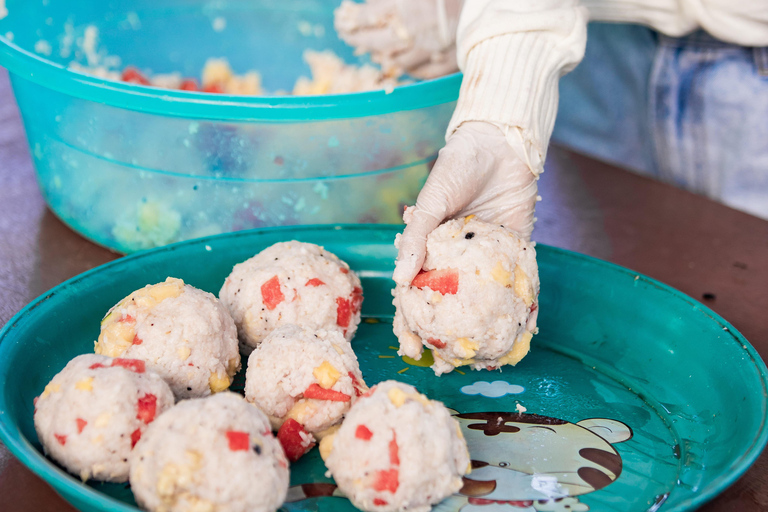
[392,121,539,285]
[334,0,463,79]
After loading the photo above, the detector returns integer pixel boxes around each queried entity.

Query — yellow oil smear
[315,424,340,441]
[287,400,318,424]
[463,215,475,224]
[513,265,534,306]
[313,361,341,389]
[95,412,111,428]
[75,377,94,392]
[491,262,513,287]
[456,338,480,359]
[498,332,533,366]
[319,432,335,461]
[402,348,434,368]
[40,382,61,399]
[208,372,231,393]
[177,346,191,361]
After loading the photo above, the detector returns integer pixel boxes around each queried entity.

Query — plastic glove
[334,0,463,79]
[392,121,539,286]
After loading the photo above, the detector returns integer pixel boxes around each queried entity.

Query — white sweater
[448,0,768,173]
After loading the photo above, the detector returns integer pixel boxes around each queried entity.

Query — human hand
[392,121,539,286]
[334,0,463,79]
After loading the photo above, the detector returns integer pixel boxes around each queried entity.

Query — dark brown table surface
[1,66,767,511]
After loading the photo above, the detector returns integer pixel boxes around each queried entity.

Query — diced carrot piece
[305,278,325,287]
[112,358,146,373]
[373,469,399,493]
[122,67,150,85]
[277,419,315,462]
[54,434,67,446]
[136,394,157,424]
[76,418,87,434]
[389,433,399,465]
[261,276,285,310]
[373,499,388,506]
[131,428,141,448]
[336,297,351,328]
[351,287,363,314]
[179,79,198,91]
[303,383,351,402]
[355,425,373,440]
[427,338,446,349]
[132,334,143,345]
[225,430,250,451]
[203,83,225,93]
[411,268,459,295]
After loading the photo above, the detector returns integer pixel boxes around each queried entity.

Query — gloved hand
[392,121,540,286]
[334,0,463,79]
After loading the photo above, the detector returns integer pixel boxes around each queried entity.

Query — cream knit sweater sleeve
[447,0,768,174]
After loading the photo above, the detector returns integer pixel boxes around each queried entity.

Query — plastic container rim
[0,36,462,122]
[0,224,766,512]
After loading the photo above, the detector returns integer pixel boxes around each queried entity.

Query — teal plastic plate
[1,225,766,512]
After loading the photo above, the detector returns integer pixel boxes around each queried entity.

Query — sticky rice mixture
[219,241,363,354]
[393,217,540,375]
[323,380,470,512]
[33,354,174,483]
[95,277,240,399]
[244,324,367,434]
[130,392,289,512]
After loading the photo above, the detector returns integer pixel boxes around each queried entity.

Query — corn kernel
[75,377,94,392]
[208,372,231,393]
[313,361,341,389]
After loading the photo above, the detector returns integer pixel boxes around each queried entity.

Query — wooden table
[1,67,767,511]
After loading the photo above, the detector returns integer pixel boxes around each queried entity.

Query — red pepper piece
[89,363,106,370]
[277,419,315,462]
[305,278,325,287]
[530,302,538,313]
[362,385,377,398]
[351,287,363,314]
[303,383,351,402]
[427,338,446,349]
[54,434,67,446]
[131,428,141,448]
[179,79,198,91]
[261,276,285,310]
[340,267,349,274]
[203,83,225,93]
[225,430,250,451]
[121,67,150,85]
[336,297,351,328]
[76,418,87,434]
[373,499,388,506]
[372,469,399,493]
[389,433,399,465]
[355,425,373,440]
[136,394,157,424]
[411,269,459,295]
[112,358,146,373]
[132,334,143,345]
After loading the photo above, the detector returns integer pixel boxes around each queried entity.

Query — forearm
[582,0,768,46]
[449,0,588,173]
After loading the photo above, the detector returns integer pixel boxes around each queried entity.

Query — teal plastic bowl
[0,0,460,253]
[1,225,767,512]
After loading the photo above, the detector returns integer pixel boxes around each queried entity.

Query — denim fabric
[552,24,768,219]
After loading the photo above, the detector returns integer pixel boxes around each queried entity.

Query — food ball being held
[219,241,363,354]
[244,324,367,461]
[130,392,289,512]
[393,217,539,375]
[33,354,174,482]
[95,277,240,399]
[322,381,469,512]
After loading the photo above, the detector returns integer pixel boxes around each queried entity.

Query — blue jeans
[553,24,768,219]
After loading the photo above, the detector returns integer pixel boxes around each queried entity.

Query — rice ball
[244,324,367,460]
[219,241,363,354]
[33,354,174,482]
[95,277,240,399]
[393,217,540,376]
[322,380,469,512]
[129,392,289,512]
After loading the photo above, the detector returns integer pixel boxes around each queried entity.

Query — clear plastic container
[0,0,460,252]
